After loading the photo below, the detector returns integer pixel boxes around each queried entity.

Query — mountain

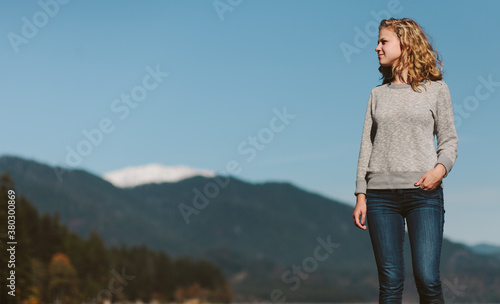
[103,163,215,188]
[1,155,500,302]
[470,243,500,256]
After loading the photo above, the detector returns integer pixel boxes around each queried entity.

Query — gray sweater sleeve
[354,92,374,196]
[434,82,458,177]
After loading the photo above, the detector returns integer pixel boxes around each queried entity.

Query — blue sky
[1,0,499,247]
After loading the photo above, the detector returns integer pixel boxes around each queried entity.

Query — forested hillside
[0,172,231,304]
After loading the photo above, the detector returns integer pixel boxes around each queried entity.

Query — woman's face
[375,27,401,67]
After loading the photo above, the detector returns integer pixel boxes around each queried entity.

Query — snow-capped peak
[102,163,216,188]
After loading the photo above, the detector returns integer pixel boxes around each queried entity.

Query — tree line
[0,172,231,304]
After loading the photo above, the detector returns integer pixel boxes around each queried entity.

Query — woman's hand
[352,194,367,230]
[414,163,447,190]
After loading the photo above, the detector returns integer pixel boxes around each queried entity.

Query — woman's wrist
[434,163,447,178]
[356,193,366,203]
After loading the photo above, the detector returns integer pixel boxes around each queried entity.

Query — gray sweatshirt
[355,80,458,196]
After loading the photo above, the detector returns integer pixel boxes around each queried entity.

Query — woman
[352,18,458,304]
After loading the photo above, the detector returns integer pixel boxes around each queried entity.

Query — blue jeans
[366,188,445,304]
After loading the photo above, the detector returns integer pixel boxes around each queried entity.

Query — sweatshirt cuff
[355,179,367,196]
[436,155,454,177]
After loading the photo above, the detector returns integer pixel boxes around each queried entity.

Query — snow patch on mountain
[103,163,215,188]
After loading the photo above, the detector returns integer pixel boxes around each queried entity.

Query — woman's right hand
[352,194,367,230]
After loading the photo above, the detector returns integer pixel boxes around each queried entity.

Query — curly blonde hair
[378,18,443,92]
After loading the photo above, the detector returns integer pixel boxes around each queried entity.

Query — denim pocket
[414,187,444,207]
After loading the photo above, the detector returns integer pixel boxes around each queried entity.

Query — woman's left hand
[414,164,447,190]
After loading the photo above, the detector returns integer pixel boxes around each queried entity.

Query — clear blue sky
[1,0,499,246]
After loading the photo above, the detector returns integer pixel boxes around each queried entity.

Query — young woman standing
[352,18,458,304]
